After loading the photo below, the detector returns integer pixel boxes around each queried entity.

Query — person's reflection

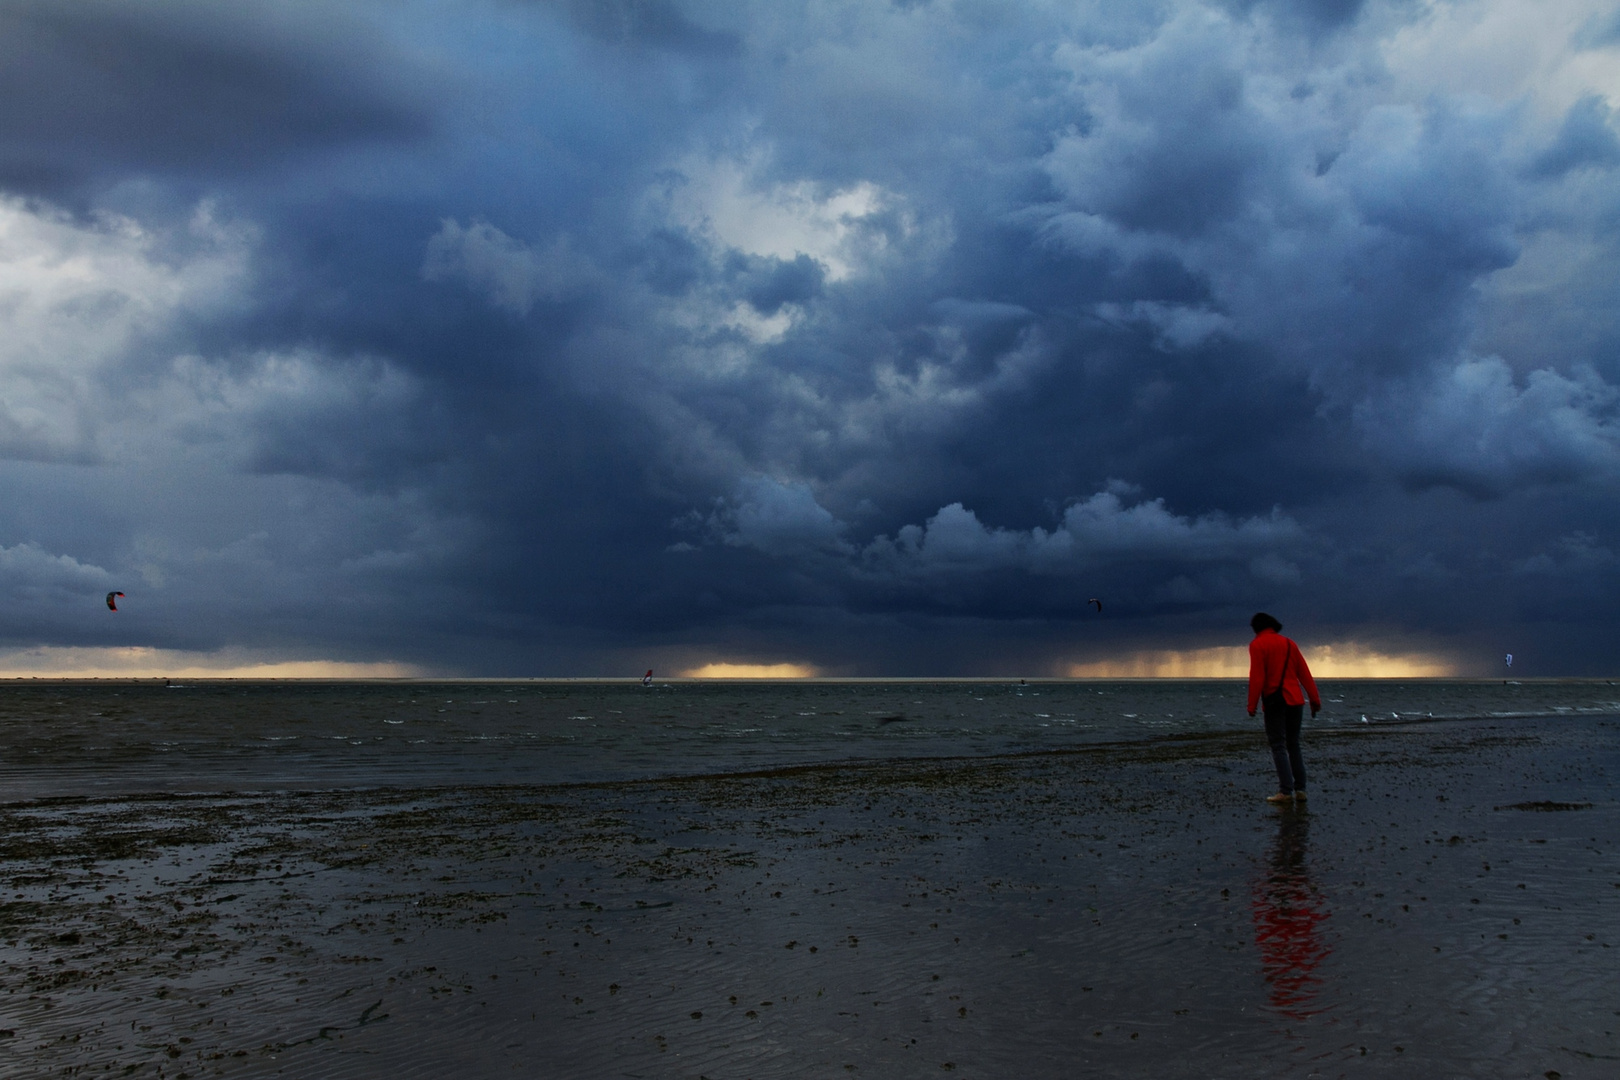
[1250,808,1332,1019]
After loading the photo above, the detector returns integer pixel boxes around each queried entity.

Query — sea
[3,676,1616,798]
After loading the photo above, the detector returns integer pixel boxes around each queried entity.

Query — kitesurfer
[1246,613,1320,805]
[642,669,653,686]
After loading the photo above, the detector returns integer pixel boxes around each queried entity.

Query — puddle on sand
[1250,813,1332,1021]
[0,716,1616,1078]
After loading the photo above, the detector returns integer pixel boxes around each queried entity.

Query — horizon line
[0,675,1608,684]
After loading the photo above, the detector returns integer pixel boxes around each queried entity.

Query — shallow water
[1,678,1617,798]
[0,706,1616,1079]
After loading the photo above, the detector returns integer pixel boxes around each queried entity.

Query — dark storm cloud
[1530,95,1620,179]
[1575,6,1620,47]
[1221,0,1371,35]
[0,0,428,192]
[543,0,740,54]
[726,252,826,316]
[1,0,1618,675]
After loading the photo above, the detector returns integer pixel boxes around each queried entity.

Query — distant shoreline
[3,674,1617,684]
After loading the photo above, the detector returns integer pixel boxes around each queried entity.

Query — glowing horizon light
[0,646,422,679]
[682,662,819,679]
[1064,642,1457,679]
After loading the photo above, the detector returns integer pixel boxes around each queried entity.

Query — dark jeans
[1262,693,1306,794]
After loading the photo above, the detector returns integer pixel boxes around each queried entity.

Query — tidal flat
[1,714,1616,1079]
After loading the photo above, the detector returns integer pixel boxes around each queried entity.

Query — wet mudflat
[1,715,1615,1079]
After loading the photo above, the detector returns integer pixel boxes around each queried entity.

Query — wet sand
[1,715,1615,1079]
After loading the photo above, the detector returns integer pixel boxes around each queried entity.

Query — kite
[1087,598,1102,613]
[642,669,653,686]
[1505,653,1513,668]
[106,591,124,611]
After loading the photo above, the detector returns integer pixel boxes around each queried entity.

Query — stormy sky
[2,0,1618,677]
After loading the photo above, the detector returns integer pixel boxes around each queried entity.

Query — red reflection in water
[1251,810,1332,1019]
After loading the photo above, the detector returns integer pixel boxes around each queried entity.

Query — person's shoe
[1293,789,1307,802]
[1266,792,1294,804]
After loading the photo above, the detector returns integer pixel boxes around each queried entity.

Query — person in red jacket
[1247,612,1320,804]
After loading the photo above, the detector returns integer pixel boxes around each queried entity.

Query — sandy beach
[2,713,1615,1079]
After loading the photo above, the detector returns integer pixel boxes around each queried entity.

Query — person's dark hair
[1250,612,1282,633]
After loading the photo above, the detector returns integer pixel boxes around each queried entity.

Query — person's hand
[1310,704,1320,717]
[1247,710,1255,718]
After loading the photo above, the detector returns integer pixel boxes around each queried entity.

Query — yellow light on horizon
[0,646,421,679]
[1064,642,1457,679]
[682,662,819,679]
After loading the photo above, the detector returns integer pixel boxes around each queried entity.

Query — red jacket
[1247,629,1320,714]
